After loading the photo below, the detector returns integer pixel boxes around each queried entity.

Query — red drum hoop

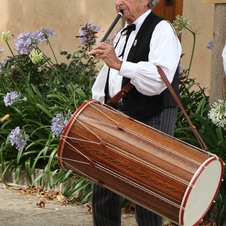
[58,99,224,225]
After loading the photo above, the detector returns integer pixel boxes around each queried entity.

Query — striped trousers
[92,107,178,226]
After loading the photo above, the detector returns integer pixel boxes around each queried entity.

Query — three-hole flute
[90,10,123,59]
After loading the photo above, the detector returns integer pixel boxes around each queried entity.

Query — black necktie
[119,24,136,58]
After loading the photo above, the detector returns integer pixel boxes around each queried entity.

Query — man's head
[115,0,160,24]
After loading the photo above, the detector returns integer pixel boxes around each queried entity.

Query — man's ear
[143,0,150,7]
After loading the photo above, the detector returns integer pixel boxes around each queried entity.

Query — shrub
[0,25,101,202]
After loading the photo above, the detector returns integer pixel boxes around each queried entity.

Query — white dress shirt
[92,10,182,103]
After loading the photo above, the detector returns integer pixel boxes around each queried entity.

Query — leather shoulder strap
[157,66,208,151]
[108,67,208,151]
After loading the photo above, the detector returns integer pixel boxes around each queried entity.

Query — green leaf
[36,104,54,118]
[25,158,33,184]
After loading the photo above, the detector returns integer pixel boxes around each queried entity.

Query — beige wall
[181,1,214,94]
[0,0,123,63]
[0,0,215,93]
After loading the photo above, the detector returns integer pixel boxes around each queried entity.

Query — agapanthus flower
[1,31,11,42]
[15,31,39,54]
[4,91,27,106]
[178,64,184,75]
[29,48,43,64]
[206,40,213,50]
[77,23,102,46]
[51,110,72,136]
[38,27,56,39]
[208,99,226,129]
[14,28,56,54]
[173,15,192,35]
[0,58,8,69]
[10,126,29,151]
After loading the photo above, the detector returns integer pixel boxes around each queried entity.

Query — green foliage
[0,26,99,201]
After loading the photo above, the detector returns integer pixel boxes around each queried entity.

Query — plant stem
[47,39,58,64]
[5,41,28,78]
[6,41,15,57]
[185,27,196,78]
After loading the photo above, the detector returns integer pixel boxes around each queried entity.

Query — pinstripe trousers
[92,107,178,226]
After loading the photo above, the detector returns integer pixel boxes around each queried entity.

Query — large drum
[57,99,224,226]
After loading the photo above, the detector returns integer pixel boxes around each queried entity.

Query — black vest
[122,12,180,121]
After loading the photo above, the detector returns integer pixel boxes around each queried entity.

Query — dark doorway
[152,0,183,22]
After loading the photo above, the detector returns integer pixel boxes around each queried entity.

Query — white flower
[1,31,11,42]
[29,49,43,64]
[208,99,226,129]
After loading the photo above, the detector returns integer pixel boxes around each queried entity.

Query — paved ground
[0,182,137,226]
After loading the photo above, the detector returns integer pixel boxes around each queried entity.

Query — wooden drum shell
[58,100,224,225]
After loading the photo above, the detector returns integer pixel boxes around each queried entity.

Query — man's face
[114,0,149,24]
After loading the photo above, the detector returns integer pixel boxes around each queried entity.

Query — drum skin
[57,99,224,226]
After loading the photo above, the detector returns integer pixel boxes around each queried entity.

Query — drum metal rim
[179,156,224,226]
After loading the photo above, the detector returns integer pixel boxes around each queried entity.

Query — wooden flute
[91,10,123,59]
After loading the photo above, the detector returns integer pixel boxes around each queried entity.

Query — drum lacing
[68,109,188,189]
[96,163,183,209]
[68,104,198,186]
[90,103,205,167]
[59,135,92,165]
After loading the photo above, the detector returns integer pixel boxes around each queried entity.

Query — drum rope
[72,120,196,185]
[59,157,183,209]
[75,119,104,141]
[60,161,100,184]
[61,132,189,193]
[90,103,206,165]
[60,136,94,163]
[58,156,90,165]
[95,163,183,209]
[105,143,189,187]
[66,106,194,186]
[61,103,208,191]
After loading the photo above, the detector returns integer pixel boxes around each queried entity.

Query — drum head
[179,156,224,225]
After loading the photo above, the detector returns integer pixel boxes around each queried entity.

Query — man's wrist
[116,59,123,71]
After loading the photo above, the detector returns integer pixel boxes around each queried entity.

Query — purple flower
[51,110,72,136]
[14,28,56,54]
[4,91,27,106]
[78,23,102,46]
[178,64,184,75]
[0,58,8,69]
[15,31,38,54]
[38,27,56,39]
[10,126,29,151]
[0,49,4,53]
[206,40,212,50]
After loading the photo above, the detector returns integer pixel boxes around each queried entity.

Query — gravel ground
[0,182,137,226]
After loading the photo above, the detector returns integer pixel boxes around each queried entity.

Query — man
[89,0,182,225]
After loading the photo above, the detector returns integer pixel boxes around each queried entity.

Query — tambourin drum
[58,99,224,226]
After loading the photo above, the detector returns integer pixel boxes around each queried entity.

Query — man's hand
[89,43,122,71]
